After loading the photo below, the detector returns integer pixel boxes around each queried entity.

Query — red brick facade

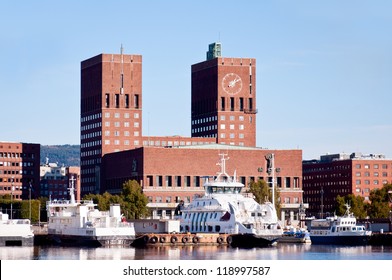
[303,153,392,217]
[103,145,303,222]
[0,142,40,200]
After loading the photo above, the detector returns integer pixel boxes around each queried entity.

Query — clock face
[222,73,243,95]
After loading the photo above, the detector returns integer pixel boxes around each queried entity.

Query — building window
[165,175,172,187]
[355,164,361,169]
[105,94,110,108]
[175,176,181,187]
[115,94,119,108]
[134,94,139,109]
[184,176,191,187]
[194,176,200,187]
[220,124,226,129]
[125,94,129,108]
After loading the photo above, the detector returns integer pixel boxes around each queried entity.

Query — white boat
[0,212,34,246]
[278,227,311,244]
[46,180,135,247]
[309,204,371,245]
[177,154,283,248]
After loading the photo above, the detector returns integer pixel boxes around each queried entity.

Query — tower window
[105,94,110,108]
[115,94,119,108]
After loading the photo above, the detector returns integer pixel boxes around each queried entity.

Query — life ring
[143,235,149,244]
[150,236,158,244]
[182,236,189,243]
[217,236,224,244]
[192,236,200,244]
[226,236,233,245]
[159,236,166,243]
[170,236,178,244]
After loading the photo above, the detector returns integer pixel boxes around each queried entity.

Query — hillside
[40,145,80,166]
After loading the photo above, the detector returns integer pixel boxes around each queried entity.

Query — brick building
[0,142,40,200]
[191,42,257,147]
[303,152,392,218]
[81,43,305,225]
[102,145,303,223]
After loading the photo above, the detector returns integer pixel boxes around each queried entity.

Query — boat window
[251,212,256,217]
[210,213,213,219]
[214,213,217,219]
[215,225,221,232]
[331,227,335,233]
[352,227,356,231]
[257,213,262,217]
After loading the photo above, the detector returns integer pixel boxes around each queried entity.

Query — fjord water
[1,244,392,260]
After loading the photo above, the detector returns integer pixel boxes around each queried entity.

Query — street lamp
[10,177,14,220]
[29,181,32,222]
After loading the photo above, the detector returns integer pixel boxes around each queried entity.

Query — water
[1,244,392,260]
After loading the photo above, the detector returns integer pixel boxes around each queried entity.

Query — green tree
[121,180,149,219]
[335,194,367,218]
[368,184,392,218]
[248,179,281,215]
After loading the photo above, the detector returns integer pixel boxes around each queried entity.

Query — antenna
[120,44,124,94]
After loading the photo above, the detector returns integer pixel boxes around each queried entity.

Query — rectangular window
[184,176,191,187]
[193,176,200,187]
[221,97,225,111]
[115,94,120,108]
[134,94,139,109]
[165,175,172,187]
[230,97,234,111]
[249,98,253,110]
[105,94,110,108]
[175,176,181,187]
[239,97,244,111]
[125,94,129,108]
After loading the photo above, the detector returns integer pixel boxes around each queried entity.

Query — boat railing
[5,219,31,225]
[46,199,94,206]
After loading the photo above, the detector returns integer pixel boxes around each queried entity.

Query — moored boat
[309,204,371,245]
[46,179,136,247]
[0,212,34,246]
[278,227,311,244]
[177,154,283,248]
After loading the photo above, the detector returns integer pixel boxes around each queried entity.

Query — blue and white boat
[309,204,371,245]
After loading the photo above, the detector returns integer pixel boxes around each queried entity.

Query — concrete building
[303,152,392,218]
[0,142,40,200]
[40,161,81,201]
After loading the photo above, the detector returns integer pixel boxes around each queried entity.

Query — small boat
[278,227,311,244]
[177,154,283,248]
[309,204,371,245]
[0,212,34,246]
[46,179,136,247]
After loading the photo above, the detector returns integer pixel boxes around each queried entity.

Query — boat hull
[48,234,135,247]
[310,235,371,246]
[228,234,279,248]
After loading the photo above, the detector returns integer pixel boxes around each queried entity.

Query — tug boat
[309,204,371,245]
[46,178,135,247]
[278,227,311,244]
[177,154,283,248]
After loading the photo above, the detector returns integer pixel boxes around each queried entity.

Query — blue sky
[1,0,391,160]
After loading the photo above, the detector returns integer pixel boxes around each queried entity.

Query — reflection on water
[1,244,392,260]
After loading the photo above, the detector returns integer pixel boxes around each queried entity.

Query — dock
[132,233,231,247]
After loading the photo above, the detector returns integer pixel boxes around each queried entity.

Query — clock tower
[191,43,257,147]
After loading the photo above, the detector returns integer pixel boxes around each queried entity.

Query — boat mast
[68,175,76,204]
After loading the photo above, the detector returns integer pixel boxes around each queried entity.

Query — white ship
[177,154,283,247]
[0,212,34,246]
[46,178,135,247]
[309,204,372,245]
